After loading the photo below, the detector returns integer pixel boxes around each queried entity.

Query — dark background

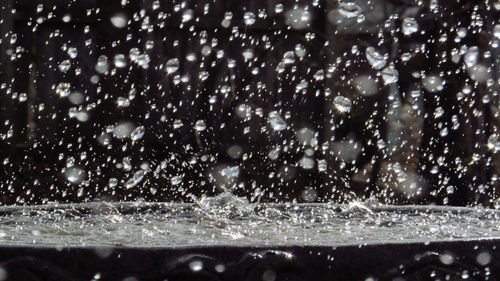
[0,0,499,206]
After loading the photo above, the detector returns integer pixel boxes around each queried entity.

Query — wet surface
[0,202,498,248]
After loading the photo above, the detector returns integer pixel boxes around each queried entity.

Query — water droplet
[55,82,71,97]
[422,75,445,92]
[117,97,130,108]
[268,111,287,131]
[64,167,85,184]
[67,47,78,59]
[58,60,71,72]
[381,64,399,85]
[182,9,194,22]
[130,125,145,141]
[464,46,479,67]
[243,12,256,25]
[189,260,203,272]
[334,95,352,113]
[366,47,388,70]
[95,55,109,74]
[113,122,135,139]
[283,51,295,64]
[108,178,118,188]
[285,8,311,30]
[125,170,145,189]
[338,2,362,18]
[402,18,419,36]
[114,54,127,68]
[494,24,500,39]
[171,175,183,185]
[165,58,180,74]
[313,70,325,81]
[195,120,207,131]
[111,13,128,28]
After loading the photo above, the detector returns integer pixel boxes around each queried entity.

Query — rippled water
[0,202,498,248]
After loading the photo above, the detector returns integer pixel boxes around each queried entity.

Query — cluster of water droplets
[0,0,498,211]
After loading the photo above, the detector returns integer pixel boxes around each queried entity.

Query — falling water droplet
[268,111,287,131]
[195,120,207,131]
[244,12,256,25]
[165,58,180,74]
[114,54,127,68]
[338,2,362,18]
[58,60,71,73]
[334,95,352,113]
[125,170,145,189]
[422,75,445,92]
[117,97,130,108]
[64,167,85,184]
[381,64,399,85]
[402,18,419,36]
[366,47,388,70]
[464,46,479,68]
[130,126,145,141]
[111,13,128,28]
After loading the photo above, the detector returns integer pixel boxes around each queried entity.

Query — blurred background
[0,0,499,206]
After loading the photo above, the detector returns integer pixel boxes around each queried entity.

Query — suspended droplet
[422,75,445,92]
[366,47,388,70]
[221,12,233,28]
[268,111,287,131]
[182,9,194,22]
[333,95,352,113]
[110,13,128,28]
[117,97,130,108]
[173,119,183,129]
[170,175,183,185]
[313,69,325,81]
[108,178,118,188]
[381,64,399,85]
[130,125,145,141]
[283,51,295,64]
[285,8,311,30]
[402,18,419,36]
[439,127,449,137]
[165,58,180,74]
[114,54,127,68]
[55,82,71,97]
[464,46,479,68]
[64,167,85,184]
[113,122,135,139]
[338,2,362,18]
[58,60,71,73]
[95,55,109,74]
[125,170,145,189]
[195,120,207,131]
[494,24,500,39]
[67,47,78,59]
[243,12,256,25]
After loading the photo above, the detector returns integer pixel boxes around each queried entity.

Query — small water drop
[334,95,352,113]
[402,18,419,36]
[195,120,207,131]
[244,12,256,25]
[58,60,71,73]
[111,13,128,28]
[422,75,445,92]
[366,47,388,70]
[130,126,145,141]
[125,170,145,189]
[268,111,287,131]
[381,64,399,85]
[165,58,180,74]
[338,2,362,18]
[114,54,127,68]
